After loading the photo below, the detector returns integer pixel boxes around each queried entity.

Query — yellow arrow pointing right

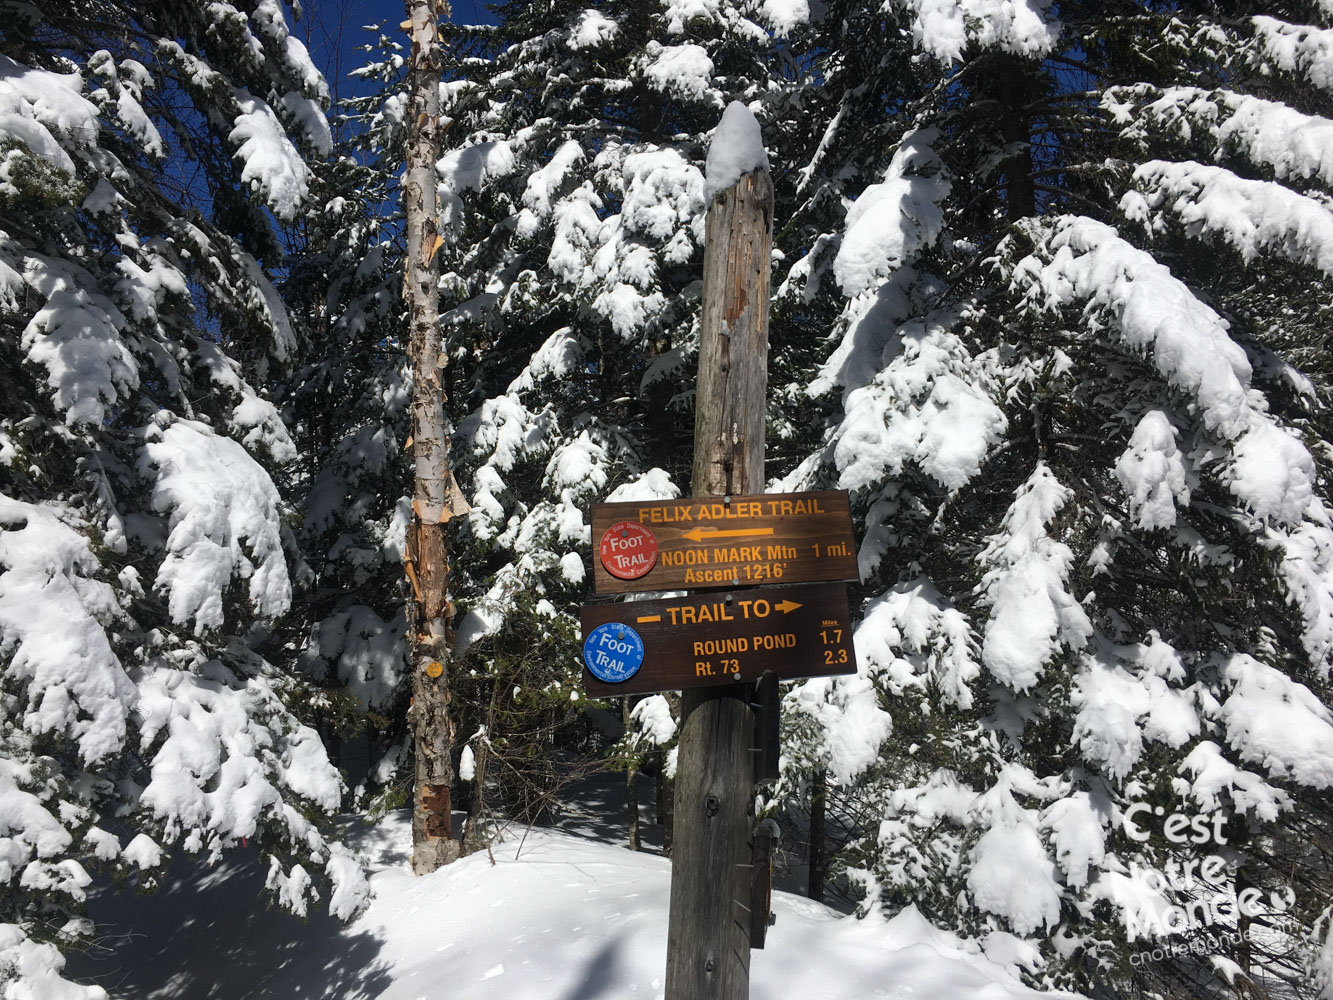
[775,600,803,614]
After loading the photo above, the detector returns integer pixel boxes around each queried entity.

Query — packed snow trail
[67,808,1085,999]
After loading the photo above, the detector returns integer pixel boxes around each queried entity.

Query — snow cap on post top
[703,101,769,204]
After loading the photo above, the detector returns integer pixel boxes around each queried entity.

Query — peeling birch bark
[403,0,463,875]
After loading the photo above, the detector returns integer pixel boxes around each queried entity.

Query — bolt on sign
[590,490,858,594]
[580,582,856,696]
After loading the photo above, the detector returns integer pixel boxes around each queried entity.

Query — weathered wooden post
[664,102,774,1000]
[577,101,857,999]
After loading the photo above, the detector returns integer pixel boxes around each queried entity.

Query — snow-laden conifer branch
[0,4,363,992]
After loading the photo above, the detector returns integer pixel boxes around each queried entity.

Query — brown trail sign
[580,582,856,696]
[591,490,857,593]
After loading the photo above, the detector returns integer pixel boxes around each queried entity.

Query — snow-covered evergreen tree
[279,24,416,812]
[0,3,366,994]
[431,0,811,814]
[770,2,1333,996]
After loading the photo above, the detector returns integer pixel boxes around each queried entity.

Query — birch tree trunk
[403,0,462,875]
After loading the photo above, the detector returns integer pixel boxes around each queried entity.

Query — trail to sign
[580,582,856,696]
[591,490,858,594]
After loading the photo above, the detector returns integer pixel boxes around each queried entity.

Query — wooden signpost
[576,106,858,999]
[591,490,858,593]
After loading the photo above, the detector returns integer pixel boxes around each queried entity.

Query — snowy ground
[68,780,1083,1000]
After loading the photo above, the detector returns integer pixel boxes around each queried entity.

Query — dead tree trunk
[657,753,675,857]
[807,767,827,902]
[403,0,463,875]
[664,157,773,999]
[625,699,640,852]
[995,54,1036,222]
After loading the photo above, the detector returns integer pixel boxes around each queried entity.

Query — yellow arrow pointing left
[683,526,775,542]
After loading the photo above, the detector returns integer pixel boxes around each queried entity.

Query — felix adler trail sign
[590,490,857,593]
